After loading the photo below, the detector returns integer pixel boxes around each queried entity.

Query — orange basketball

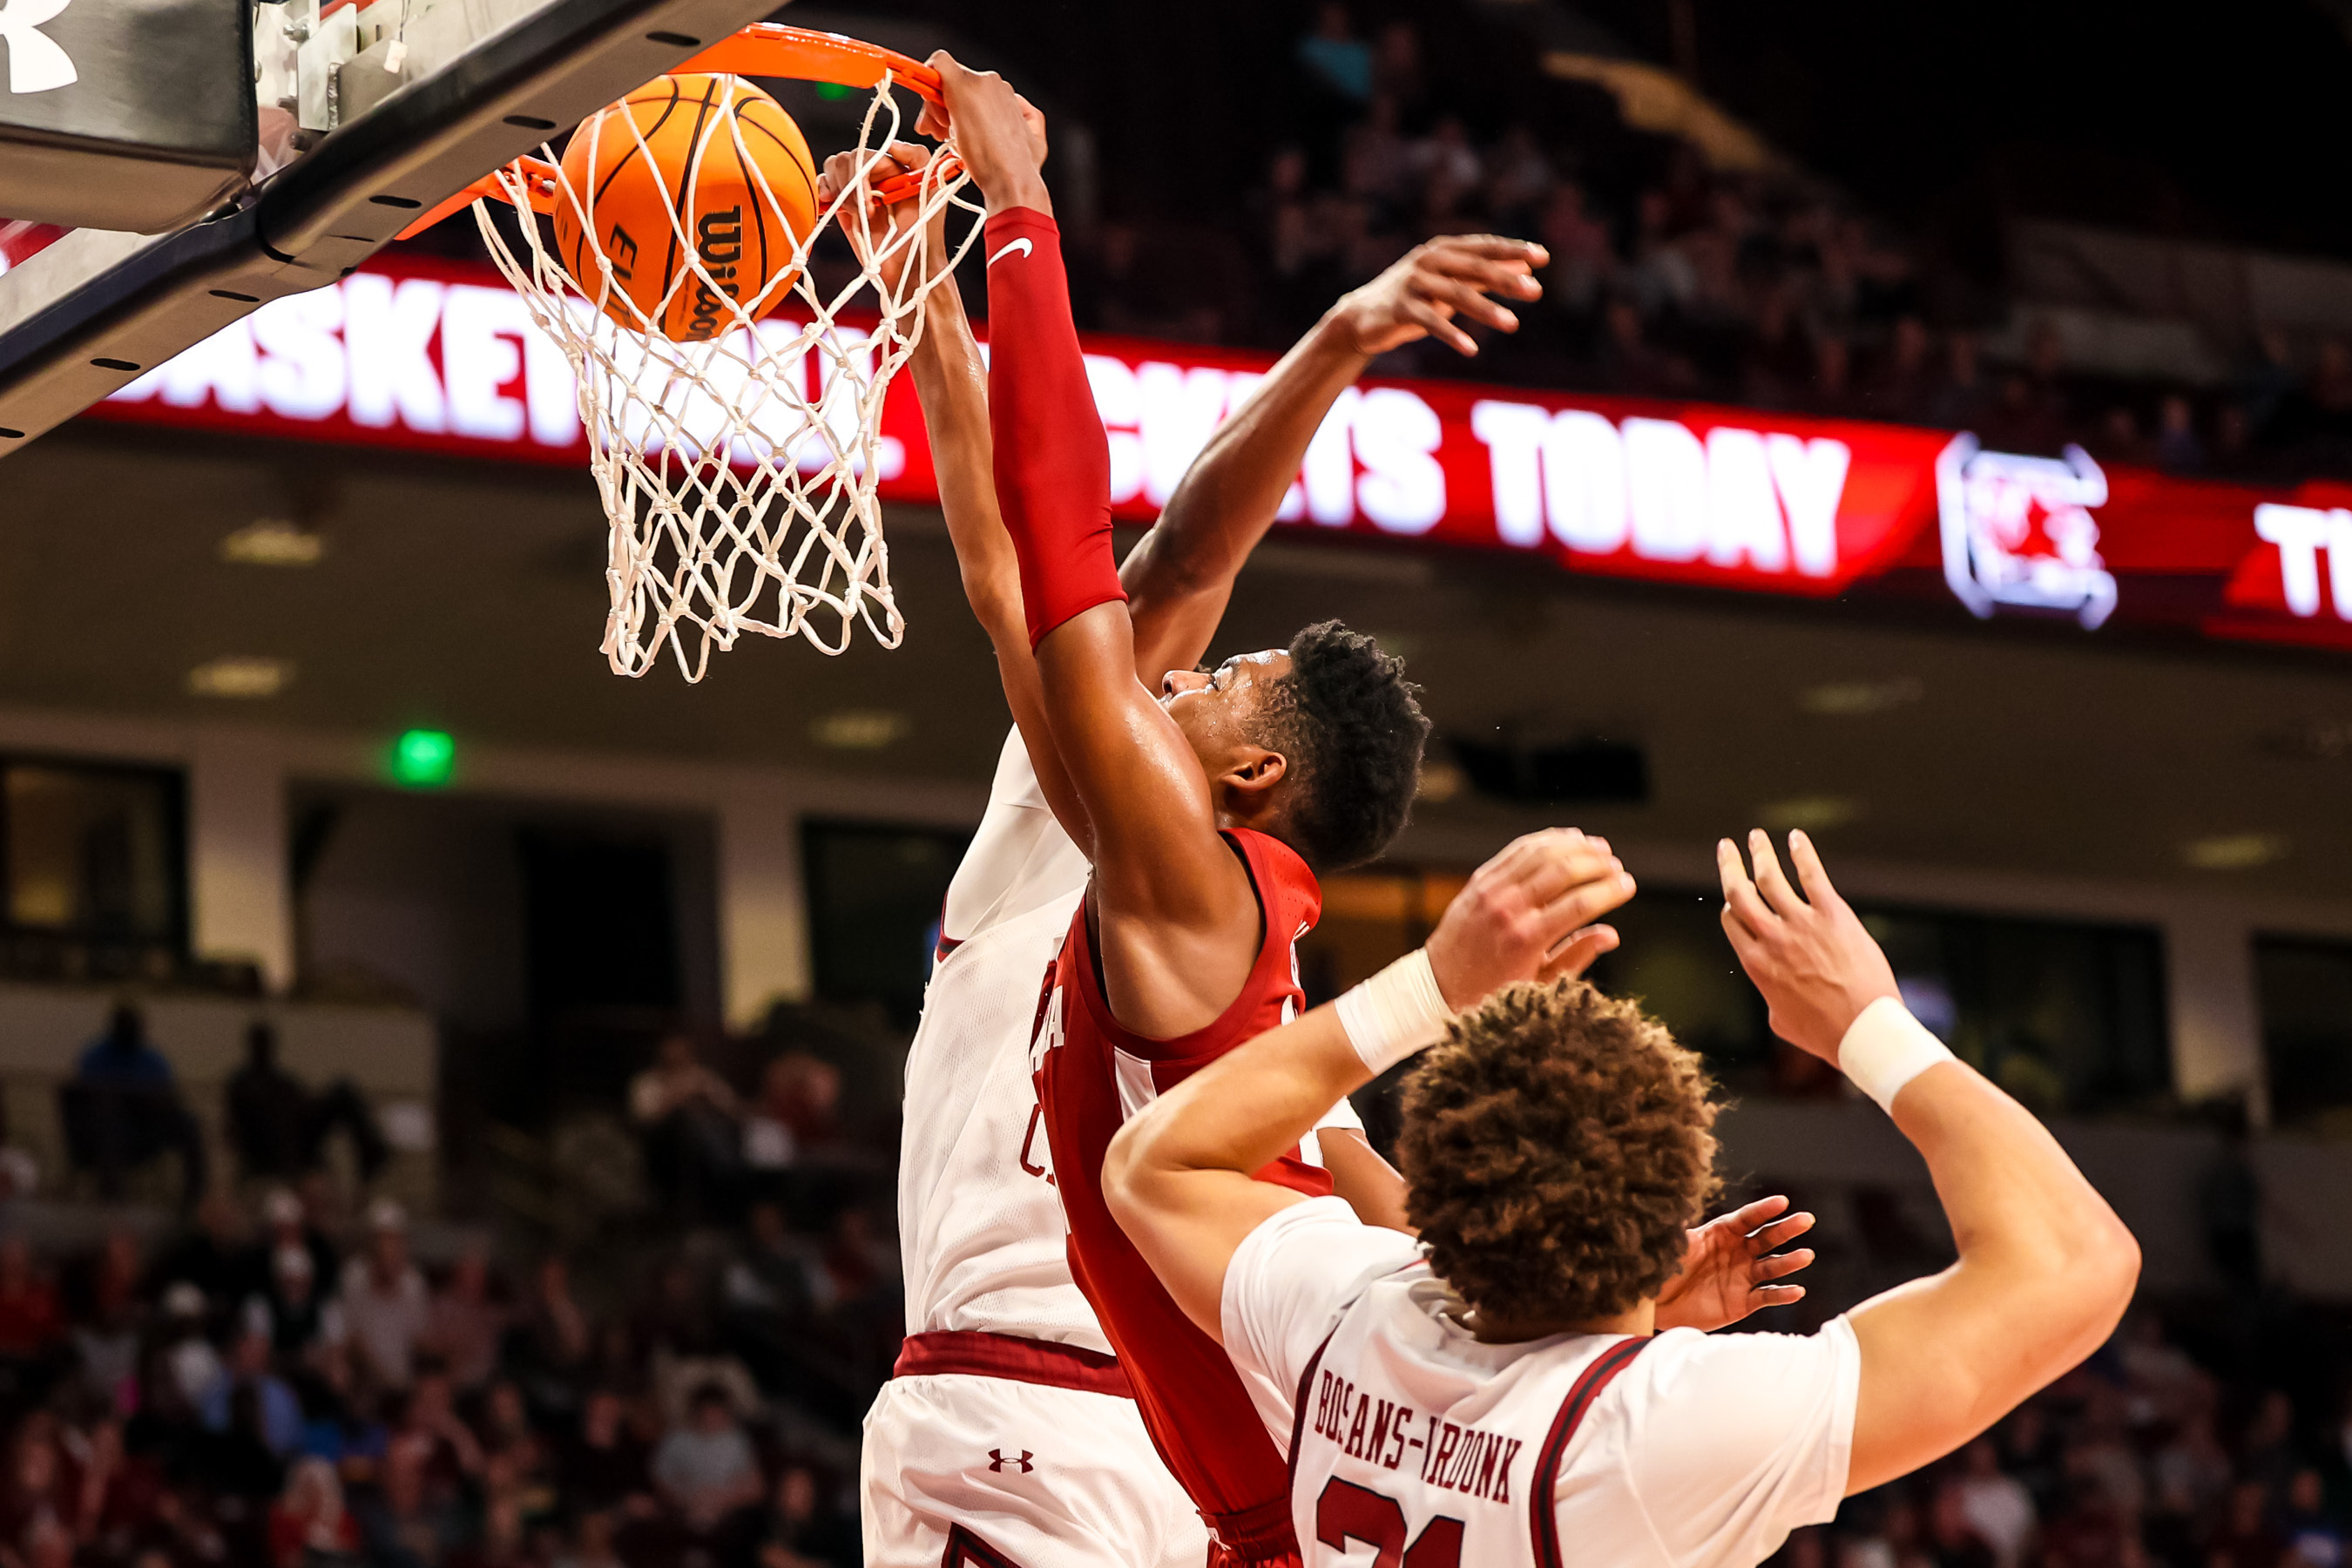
[553,73,819,342]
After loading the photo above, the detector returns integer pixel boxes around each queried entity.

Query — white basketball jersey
[899,730,1373,1352]
[1221,1198,1859,1568]
[898,728,1100,1348]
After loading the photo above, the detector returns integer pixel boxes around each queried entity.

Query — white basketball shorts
[862,1363,1206,1568]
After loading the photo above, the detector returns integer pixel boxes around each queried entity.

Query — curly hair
[1396,977,1720,1327]
[1250,620,1430,872]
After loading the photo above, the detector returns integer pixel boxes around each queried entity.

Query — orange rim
[677,24,947,107]
[395,26,960,241]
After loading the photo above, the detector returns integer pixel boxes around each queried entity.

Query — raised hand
[1718,829,1901,1062]
[1424,828,1635,1010]
[917,51,1049,215]
[816,141,947,297]
[1327,235,1550,358]
[1654,1194,1817,1333]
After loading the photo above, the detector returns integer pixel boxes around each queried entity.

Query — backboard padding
[0,0,787,452]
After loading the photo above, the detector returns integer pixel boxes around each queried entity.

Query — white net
[475,78,983,679]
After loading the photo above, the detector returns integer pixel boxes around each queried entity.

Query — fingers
[1417,250,1545,303]
[1014,93,1049,163]
[1746,828,1803,919]
[1517,835,1621,908]
[1537,924,1619,983]
[1398,295,1476,355]
[1409,273,1523,335]
[1747,1210,1816,1254]
[1750,1247,1815,1284]
[1750,1284,1807,1308]
[1716,838,1774,937]
[1535,868,1634,942]
[1787,829,1843,910]
[1424,234,1551,268]
[1716,1193,1790,1231]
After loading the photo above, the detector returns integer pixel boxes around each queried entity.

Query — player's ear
[1220,747,1288,801]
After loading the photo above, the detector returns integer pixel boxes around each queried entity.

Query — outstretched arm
[1123,235,1548,679]
[1718,831,2139,1496]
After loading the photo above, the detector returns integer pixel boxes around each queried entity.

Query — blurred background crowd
[0,1007,893,1568]
[0,993,2345,1568]
[1018,2,2352,483]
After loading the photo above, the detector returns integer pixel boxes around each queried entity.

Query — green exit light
[392,729,456,787]
[814,80,851,99]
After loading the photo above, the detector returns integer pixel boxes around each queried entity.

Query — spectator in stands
[67,1228,143,1414]
[556,1509,625,1568]
[652,1383,763,1546]
[425,1244,507,1392]
[225,1021,391,1186]
[260,1186,339,1291]
[752,1465,860,1568]
[159,1282,224,1409]
[0,1237,62,1372]
[1864,315,1938,424]
[252,1239,341,1364]
[1597,295,1689,396]
[201,1328,302,1457]
[1538,182,1614,318]
[507,1254,591,1414]
[66,1004,206,1205]
[630,1034,743,1223]
[1295,2,1372,105]
[1930,330,1990,429]
[2154,394,2206,471]
[2266,337,2352,465]
[741,1052,841,1175]
[392,1366,486,1488]
[2209,1478,2285,1568]
[267,1456,361,1567]
[339,1200,430,1391]
[1342,95,1416,213]
[149,1190,250,1315]
[560,1388,656,1526]
[1956,1436,2038,1568]
[1369,18,1425,116]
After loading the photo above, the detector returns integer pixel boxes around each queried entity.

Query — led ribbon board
[82,252,2352,655]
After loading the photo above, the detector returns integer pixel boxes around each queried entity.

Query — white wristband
[1334,949,1454,1076]
[1838,996,1956,1112]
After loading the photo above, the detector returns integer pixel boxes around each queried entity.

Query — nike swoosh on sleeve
[988,237,1035,267]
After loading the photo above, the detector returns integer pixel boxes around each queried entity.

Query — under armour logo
[986,1450,1034,1473]
[0,0,77,95]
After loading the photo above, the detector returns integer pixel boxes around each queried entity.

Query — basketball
[552,72,819,342]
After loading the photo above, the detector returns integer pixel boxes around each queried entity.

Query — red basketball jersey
[1033,828,1328,1568]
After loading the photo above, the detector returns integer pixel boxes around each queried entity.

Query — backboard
[0,0,787,452]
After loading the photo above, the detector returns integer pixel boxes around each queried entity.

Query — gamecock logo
[1937,434,2118,630]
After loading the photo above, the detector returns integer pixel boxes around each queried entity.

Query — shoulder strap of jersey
[1529,1336,1651,1568]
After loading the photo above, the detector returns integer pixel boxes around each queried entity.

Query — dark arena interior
[0,0,2349,1564]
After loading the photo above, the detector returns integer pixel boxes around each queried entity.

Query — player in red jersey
[922,59,1813,1568]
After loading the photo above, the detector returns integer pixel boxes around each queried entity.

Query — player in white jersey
[831,139,1566,1568]
[1105,828,2141,1568]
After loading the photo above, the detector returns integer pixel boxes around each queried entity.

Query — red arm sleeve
[983,207,1127,649]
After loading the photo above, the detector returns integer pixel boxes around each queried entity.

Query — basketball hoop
[432,26,983,679]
